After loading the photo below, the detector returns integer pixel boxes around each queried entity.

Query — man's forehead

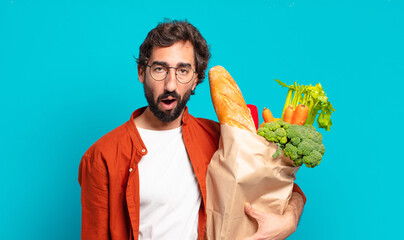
[149,41,195,66]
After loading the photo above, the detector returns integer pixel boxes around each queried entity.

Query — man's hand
[243,192,305,240]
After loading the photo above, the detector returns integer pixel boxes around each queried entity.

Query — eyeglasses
[146,63,196,84]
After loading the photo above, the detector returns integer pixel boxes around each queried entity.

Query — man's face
[138,41,198,122]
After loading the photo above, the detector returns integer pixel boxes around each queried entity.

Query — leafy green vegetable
[275,79,335,131]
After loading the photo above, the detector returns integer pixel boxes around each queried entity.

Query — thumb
[244,202,264,221]
[243,203,266,240]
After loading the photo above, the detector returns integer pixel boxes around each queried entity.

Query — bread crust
[209,66,256,133]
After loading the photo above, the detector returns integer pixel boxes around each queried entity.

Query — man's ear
[138,65,144,84]
[191,75,198,91]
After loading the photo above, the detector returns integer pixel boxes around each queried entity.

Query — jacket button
[129,168,133,173]
[141,149,146,153]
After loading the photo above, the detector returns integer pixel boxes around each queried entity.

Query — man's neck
[134,107,184,130]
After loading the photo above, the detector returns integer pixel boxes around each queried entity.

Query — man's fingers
[242,228,265,240]
[242,233,261,240]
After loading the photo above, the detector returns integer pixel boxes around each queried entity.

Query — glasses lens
[150,64,167,81]
[149,64,195,83]
[176,67,194,84]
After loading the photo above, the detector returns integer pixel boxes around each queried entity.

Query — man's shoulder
[194,117,219,127]
[83,121,131,158]
[97,122,130,144]
[188,114,219,129]
[185,114,220,140]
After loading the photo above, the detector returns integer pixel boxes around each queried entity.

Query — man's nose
[164,68,177,92]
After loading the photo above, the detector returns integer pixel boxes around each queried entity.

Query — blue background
[1,0,403,239]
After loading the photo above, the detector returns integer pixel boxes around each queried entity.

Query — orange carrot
[262,107,274,123]
[283,105,295,123]
[291,104,309,125]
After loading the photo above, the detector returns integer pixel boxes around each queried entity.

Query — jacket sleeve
[292,183,307,204]
[78,147,110,240]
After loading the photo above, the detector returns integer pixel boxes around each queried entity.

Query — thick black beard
[144,83,192,123]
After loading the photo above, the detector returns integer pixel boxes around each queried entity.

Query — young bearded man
[79,20,305,240]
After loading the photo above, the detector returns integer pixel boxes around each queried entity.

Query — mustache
[157,91,180,102]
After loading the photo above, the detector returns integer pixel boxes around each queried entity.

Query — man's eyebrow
[151,61,168,66]
[151,61,193,68]
[177,62,192,68]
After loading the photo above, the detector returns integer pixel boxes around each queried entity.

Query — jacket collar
[126,106,191,163]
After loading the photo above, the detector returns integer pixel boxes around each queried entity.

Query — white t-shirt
[137,126,201,240]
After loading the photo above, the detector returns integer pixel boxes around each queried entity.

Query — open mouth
[160,97,178,110]
[161,99,176,105]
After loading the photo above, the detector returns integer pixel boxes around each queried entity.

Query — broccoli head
[258,121,286,143]
[297,139,316,156]
[275,128,286,137]
[318,143,325,155]
[259,120,326,168]
[279,136,288,145]
[290,137,300,146]
[303,150,323,168]
[306,126,323,143]
[264,130,277,143]
[286,124,303,140]
[283,143,299,161]
[284,124,326,168]
[277,120,291,129]
[265,121,281,131]
[257,128,265,136]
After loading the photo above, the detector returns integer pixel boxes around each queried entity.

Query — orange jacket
[79,107,305,240]
[79,107,220,239]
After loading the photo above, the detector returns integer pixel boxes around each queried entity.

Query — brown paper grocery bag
[206,125,299,240]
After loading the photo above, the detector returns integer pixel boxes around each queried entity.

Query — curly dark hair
[135,19,211,90]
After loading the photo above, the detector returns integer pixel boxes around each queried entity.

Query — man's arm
[78,149,110,240]
[243,191,305,240]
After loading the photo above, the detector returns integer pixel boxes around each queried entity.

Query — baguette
[209,66,256,133]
